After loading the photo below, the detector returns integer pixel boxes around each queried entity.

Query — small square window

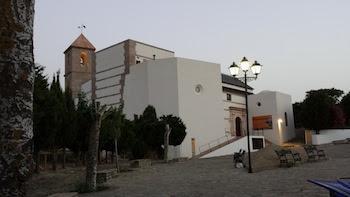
[284,112,288,127]
[226,93,231,101]
[136,60,141,64]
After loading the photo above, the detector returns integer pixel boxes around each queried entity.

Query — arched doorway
[235,117,242,136]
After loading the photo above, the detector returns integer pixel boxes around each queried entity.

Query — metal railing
[251,130,264,136]
[198,135,232,153]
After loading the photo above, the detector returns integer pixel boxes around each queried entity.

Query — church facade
[64,34,254,158]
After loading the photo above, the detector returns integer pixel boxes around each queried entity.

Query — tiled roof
[221,74,253,90]
[65,34,95,52]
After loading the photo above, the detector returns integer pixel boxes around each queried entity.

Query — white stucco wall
[311,129,350,145]
[135,42,174,61]
[124,57,225,158]
[176,58,225,158]
[275,92,295,143]
[123,62,149,119]
[96,43,125,72]
[201,136,265,158]
[248,91,295,145]
[146,58,179,116]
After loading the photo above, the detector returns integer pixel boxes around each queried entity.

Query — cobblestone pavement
[81,144,350,197]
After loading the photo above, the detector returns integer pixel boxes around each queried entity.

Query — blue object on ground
[308,179,350,197]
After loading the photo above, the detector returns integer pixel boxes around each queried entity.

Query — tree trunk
[98,148,101,164]
[0,1,35,196]
[52,148,57,171]
[62,147,66,169]
[114,138,119,172]
[105,150,108,164]
[34,151,40,174]
[85,111,102,192]
[164,124,171,163]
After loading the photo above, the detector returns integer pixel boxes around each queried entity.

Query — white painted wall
[123,62,149,119]
[248,91,295,145]
[96,94,121,105]
[135,42,174,61]
[124,57,226,158]
[176,57,225,158]
[96,43,125,72]
[95,86,121,98]
[311,129,350,145]
[96,76,121,90]
[276,92,295,144]
[96,66,125,81]
[147,58,179,117]
[201,136,265,158]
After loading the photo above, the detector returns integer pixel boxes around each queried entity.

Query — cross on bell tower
[78,24,86,33]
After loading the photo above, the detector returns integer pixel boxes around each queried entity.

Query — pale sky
[34,0,350,102]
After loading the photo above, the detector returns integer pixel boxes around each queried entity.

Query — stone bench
[48,192,78,197]
[96,169,118,184]
[130,159,152,168]
[333,139,348,145]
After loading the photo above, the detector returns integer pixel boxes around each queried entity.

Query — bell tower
[64,34,96,98]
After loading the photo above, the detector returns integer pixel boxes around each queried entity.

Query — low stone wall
[311,129,350,145]
[96,169,118,183]
[167,145,181,160]
[129,159,152,168]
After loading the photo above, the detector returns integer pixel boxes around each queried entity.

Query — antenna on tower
[78,24,86,33]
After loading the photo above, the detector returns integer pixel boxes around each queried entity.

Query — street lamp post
[229,57,262,173]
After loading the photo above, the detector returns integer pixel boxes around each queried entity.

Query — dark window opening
[252,138,264,150]
[136,60,141,64]
[284,112,288,127]
[227,93,231,101]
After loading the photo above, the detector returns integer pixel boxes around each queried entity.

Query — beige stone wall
[64,47,95,98]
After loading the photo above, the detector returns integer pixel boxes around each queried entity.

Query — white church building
[64,34,295,159]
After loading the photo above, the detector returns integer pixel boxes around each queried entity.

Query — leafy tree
[131,105,187,159]
[33,64,51,172]
[301,88,344,133]
[73,93,93,163]
[118,119,135,157]
[329,105,346,127]
[292,102,303,128]
[341,92,350,125]
[306,88,344,103]
[100,107,123,151]
[61,89,77,168]
[160,115,187,146]
[47,73,66,170]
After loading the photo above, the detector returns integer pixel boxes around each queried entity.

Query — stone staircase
[193,136,243,159]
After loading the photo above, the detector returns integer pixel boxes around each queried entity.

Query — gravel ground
[27,144,350,197]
